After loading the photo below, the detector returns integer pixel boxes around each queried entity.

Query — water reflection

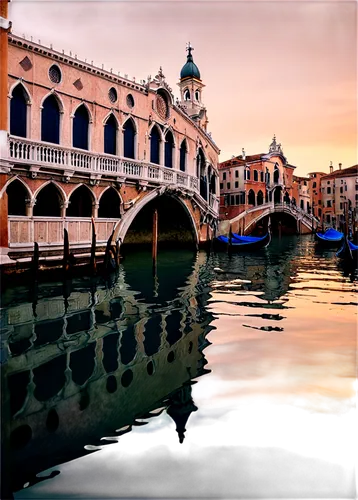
[1,237,356,499]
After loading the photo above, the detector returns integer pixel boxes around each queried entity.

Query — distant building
[218,136,295,220]
[320,163,358,230]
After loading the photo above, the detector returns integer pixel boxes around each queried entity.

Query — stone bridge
[219,201,319,236]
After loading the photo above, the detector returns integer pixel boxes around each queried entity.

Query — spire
[186,41,194,62]
[166,383,198,443]
[180,42,201,80]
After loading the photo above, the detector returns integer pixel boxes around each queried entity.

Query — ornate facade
[0,14,220,267]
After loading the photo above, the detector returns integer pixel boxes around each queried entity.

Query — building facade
[0,19,220,266]
[218,136,295,220]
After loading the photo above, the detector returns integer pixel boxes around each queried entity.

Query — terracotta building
[218,136,295,220]
[0,10,220,267]
[320,163,358,231]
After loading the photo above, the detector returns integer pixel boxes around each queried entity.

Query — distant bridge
[219,201,319,236]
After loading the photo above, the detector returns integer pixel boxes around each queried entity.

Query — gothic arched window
[7,180,28,216]
[248,189,255,206]
[179,140,187,172]
[184,89,190,101]
[41,95,61,144]
[73,105,90,150]
[104,114,117,155]
[98,188,121,218]
[10,84,29,138]
[150,125,161,165]
[257,190,264,206]
[164,130,174,168]
[34,184,62,217]
[123,118,136,159]
[67,185,93,217]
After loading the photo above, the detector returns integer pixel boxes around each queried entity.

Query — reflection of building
[0,5,220,268]
[218,136,296,220]
[1,251,214,498]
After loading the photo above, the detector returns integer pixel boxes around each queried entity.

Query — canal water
[1,235,357,499]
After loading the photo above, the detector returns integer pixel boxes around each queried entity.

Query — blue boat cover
[348,240,358,251]
[217,234,267,246]
[316,228,343,241]
[232,233,263,243]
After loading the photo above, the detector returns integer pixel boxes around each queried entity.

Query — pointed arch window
[73,105,90,150]
[164,131,174,168]
[10,85,29,138]
[41,95,60,144]
[7,180,28,216]
[123,119,136,159]
[254,170,258,182]
[180,140,187,172]
[184,89,190,101]
[34,184,62,217]
[150,125,161,165]
[257,190,264,205]
[197,148,207,201]
[274,164,280,184]
[104,114,117,155]
[245,168,251,181]
[67,185,93,217]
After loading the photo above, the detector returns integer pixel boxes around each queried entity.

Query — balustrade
[8,137,202,199]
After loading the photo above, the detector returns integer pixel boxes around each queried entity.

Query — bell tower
[178,42,208,131]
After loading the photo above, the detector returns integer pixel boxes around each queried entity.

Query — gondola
[336,236,358,266]
[315,228,344,247]
[214,231,271,252]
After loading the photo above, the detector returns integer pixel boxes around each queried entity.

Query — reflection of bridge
[219,201,319,235]
[1,252,213,497]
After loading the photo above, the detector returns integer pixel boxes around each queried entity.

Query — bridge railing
[8,136,200,195]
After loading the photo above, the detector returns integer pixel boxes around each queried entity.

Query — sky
[8,0,357,177]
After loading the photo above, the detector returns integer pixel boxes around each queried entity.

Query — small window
[326,215,331,223]
[355,194,358,201]
[220,182,223,190]
[235,181,239,189]
[49,64,62,84]
[184,89,190,101]
[340,203,343,210]
[227,182,231,189]
[318,208,322,217]
[230,195,235,205]
[327,200,332,207]
[108,87,117,103]
[223,172,226,181]
[327,187,331,194]
[355,184,358,191]
[345,185,347,191]
[126,94,134,108]
[340,186,343,193]
[318,200,321,205]
[327,181,330,185]
[260,171,264,182]
[235,170,238,178]
[195,90,200,101]
[313,182,316,188]
[235,195,240,204]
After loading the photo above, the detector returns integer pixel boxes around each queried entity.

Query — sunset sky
[9,0,357,177]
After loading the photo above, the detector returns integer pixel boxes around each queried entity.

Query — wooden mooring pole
[152,209,158,275]
[90,218,96,275]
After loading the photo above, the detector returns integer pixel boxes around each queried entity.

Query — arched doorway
[257,190,264,205]
[274,186,282,204]
[164,131,174,168]
[41,95,60,144]
[179,140,187,172]
[34,184,62,217]
[98,188,121,218]
[10,84,29,138]
[104,114,117,155]
[123,118,136,159]
[7,180,29,215]
[73,105,90,150]
[67,185,93,217]
[248,189,255,206]
[150,125,161,165]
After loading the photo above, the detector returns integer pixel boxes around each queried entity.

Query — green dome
[180,46,201,80]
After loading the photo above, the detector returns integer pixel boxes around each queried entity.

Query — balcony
[8,136,200,193]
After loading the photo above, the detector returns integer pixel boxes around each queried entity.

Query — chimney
[242,148,246,160]
[329,161,333,174]
[339,163,342,170]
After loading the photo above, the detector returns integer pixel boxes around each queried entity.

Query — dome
[180,45,201,80]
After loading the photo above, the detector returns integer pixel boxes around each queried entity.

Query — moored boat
[315,228,344,247]
[336,236,358,266]
[215,231,271,252]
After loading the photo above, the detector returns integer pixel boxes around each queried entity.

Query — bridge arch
[113,190,199,246]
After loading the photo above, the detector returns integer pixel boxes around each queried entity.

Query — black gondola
[336,236,358,267]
